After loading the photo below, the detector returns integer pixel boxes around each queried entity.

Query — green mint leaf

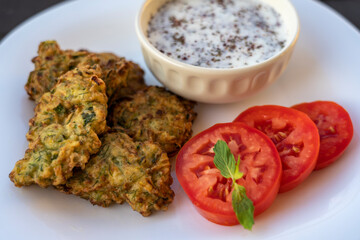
[213,140,235,179]
[213,140,254,230]
[233,155,243,180]
[232,184,254,230]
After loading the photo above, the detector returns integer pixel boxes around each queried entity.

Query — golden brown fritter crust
[25,40,146,102]
[58,129,174,216]
[108,86,197,155]
[10,65,108,187]
[107,60,146,104]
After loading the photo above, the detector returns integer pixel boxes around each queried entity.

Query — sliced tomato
[176,122,282,226]
[292,101,353,170]
[234,105,320,193]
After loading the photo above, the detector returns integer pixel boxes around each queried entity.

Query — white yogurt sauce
[147,0,288,68]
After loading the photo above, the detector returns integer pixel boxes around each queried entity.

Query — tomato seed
[292,146,300,153]
[329,126,336,133]
[278,131,287,138]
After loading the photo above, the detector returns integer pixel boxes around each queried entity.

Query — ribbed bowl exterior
[141,45,295,103]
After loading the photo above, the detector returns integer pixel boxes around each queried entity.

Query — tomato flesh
[234,105,320,193]
[292,101,353,170]
[176,122,282,226]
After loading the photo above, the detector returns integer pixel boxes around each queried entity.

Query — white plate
[0,0,359,239]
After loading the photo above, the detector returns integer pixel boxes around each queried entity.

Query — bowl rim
[135,0,300,73]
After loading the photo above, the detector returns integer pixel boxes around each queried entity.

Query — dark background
[0,0,359,41]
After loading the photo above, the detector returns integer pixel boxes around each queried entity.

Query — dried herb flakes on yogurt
[147,0,288,69]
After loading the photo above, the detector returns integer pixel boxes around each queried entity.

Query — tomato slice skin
[234,105,320,193]
[292,101,353,170]
[176,122,282,226]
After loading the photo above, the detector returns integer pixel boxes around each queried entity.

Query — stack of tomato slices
[176,101,353,227]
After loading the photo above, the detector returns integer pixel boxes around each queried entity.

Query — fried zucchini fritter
[58,129,174,216]
[108,86,197,155]
[25,40,146,102]
[25,41,89,101]
[79,52,146,103]
[10,65,108,187]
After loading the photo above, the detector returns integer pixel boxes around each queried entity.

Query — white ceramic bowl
[135,0,300,104]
